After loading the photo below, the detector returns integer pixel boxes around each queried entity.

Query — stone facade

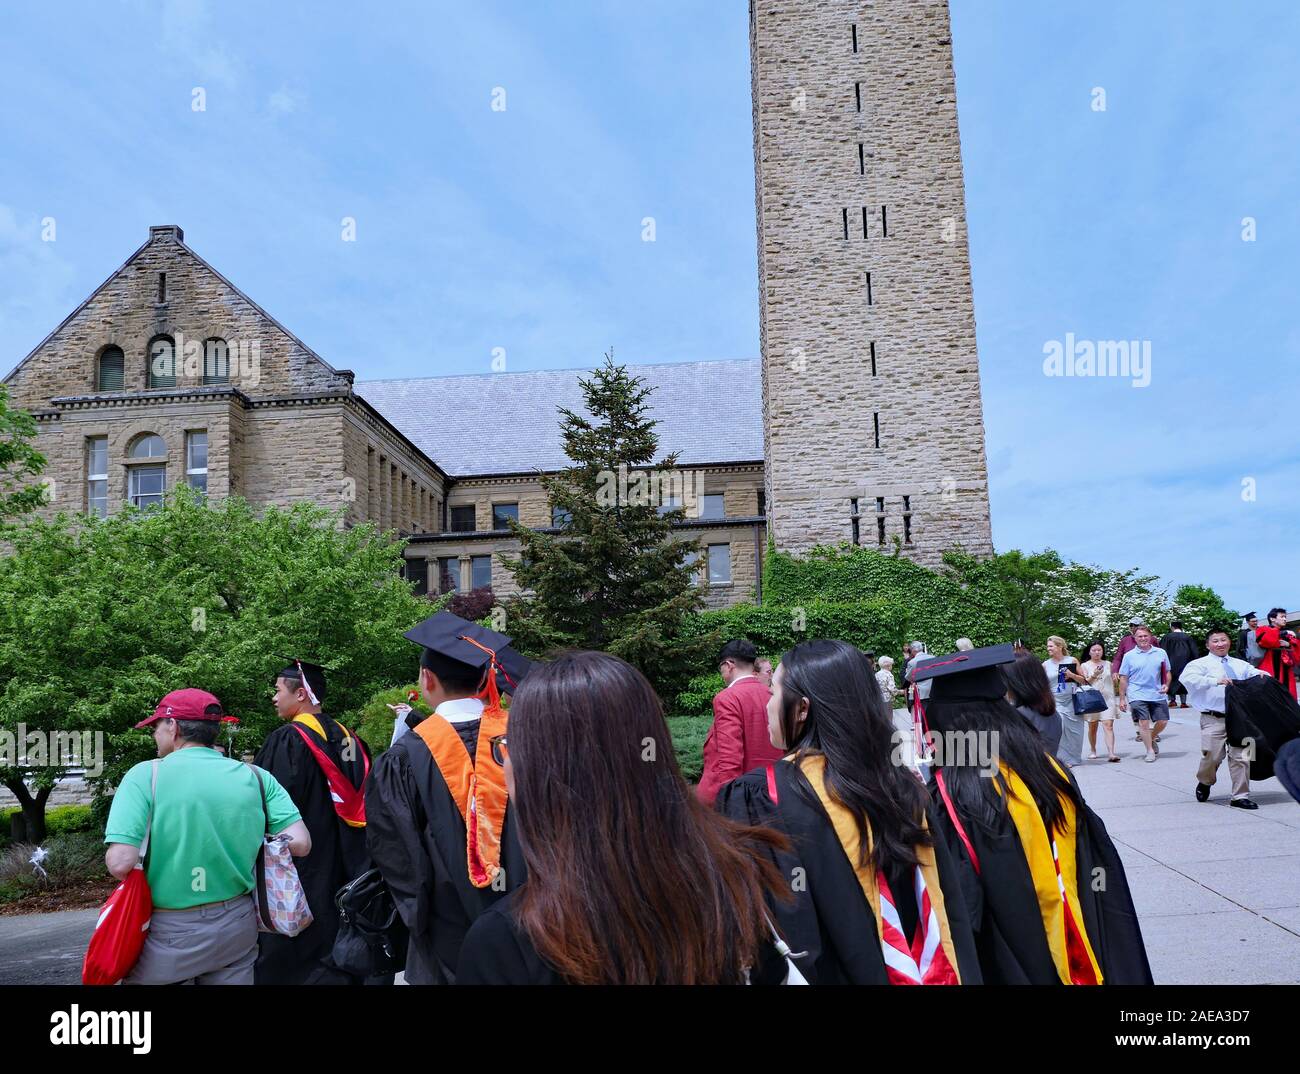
[750,0,994,563]
[403,463,767,609]
[3,227,771,610]
[4,226,446,533]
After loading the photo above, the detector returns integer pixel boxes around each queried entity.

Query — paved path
[1070,708,1300,984]
[2,708,1297,985]
[0,908,96,984]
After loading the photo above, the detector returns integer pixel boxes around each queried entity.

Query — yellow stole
[996,761,1103,984]
[796,754,962,982]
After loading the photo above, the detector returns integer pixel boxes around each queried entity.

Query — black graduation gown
[253,715,372,985]
[364,717,525,984]
[1225,674,1300,780]
[927,770,1153,985]
[1160,631,1201,696]
[717,763,983,985]
[457,888,791,985]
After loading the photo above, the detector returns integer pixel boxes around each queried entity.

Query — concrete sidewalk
[1070,708,1300,983]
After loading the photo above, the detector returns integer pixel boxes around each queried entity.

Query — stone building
[749,0,993,562]
[3,0,994,607]
[2,227,768,610]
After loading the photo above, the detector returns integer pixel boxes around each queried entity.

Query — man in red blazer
[696,639,783,805]
[1257,607,1298,700]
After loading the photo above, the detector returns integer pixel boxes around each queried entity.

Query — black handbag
[1073,685,1109,715]
[332,867,409,977]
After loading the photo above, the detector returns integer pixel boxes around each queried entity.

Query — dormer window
[97,345,125,391]
[148,336,176,388]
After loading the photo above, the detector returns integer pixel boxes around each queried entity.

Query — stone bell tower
[750,0,993,562]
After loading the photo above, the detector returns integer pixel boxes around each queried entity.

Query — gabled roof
[3,226,353,386]
[356,359,764,477]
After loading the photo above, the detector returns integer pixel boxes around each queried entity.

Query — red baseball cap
[135,688,240,729]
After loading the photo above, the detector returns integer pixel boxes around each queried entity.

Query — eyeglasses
[489,734,508,767]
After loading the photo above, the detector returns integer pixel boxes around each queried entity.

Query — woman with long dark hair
[918,643,1152,985]
[1002,648,1062,754]
[457,650,793,985]
[717,639,982,985]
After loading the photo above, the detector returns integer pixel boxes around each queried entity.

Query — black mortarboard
[908,643,1017,703]
[1244,611,1258,620]
[278,659,327,705]
[403,610,532,694]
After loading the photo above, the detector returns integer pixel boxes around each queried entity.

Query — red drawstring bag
[83,760,157,986]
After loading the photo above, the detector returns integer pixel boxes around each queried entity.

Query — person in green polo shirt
[104,688,310,985]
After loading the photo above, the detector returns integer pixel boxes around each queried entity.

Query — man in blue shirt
[1117,625,1171,763]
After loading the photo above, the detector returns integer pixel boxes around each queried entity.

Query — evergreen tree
[500,354,718,699]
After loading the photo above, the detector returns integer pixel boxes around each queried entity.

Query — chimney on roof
[149,225,185,243]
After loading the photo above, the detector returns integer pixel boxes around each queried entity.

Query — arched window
[203,338,229,384]
[97,346,125,391]
[129,434,167,459]
[147,335,176,388]
[127,434,167,510]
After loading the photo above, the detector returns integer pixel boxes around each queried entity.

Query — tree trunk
[3,779,51,843]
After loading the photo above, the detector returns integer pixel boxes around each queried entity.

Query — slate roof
[356,359,763,477]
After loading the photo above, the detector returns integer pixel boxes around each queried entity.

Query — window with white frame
[128,434,166,510]
[129,465,165,510]
[186,431,208,495]
[87,437,108,518]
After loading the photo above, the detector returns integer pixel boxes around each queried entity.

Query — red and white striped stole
[876,864,960,985]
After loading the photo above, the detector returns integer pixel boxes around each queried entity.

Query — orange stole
[414,705,509,889]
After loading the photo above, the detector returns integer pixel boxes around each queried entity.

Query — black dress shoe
[1195,782,1211,802]
[1229,798,1259,810]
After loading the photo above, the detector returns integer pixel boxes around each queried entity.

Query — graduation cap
[908,643,1017,703]
[278,659,327,706]
[403,610,532,696]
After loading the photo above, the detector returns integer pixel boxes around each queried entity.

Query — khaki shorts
[1083,707,1115,723]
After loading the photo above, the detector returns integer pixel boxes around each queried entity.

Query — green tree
[0,489,428,841]
[1170,584,1236,643]
[500,354,716,699]
[0,386,47,526]
[942,548,1078,650]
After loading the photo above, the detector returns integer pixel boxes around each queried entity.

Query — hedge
[350,685,432,759]
[760,543,1006,652]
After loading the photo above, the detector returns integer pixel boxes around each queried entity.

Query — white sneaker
[1145,752,1157,763]
[1088,750,1098,759]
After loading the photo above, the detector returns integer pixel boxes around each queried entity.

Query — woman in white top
[1043,635,1089,767]
[1080,641,1120,762]
[875,656,901,709]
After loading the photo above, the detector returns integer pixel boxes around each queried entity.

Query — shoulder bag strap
[244,762,275,930]
[137,759,159,865]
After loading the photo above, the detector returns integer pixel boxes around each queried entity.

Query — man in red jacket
[1256,607,1298,700]
[696,640,783,805]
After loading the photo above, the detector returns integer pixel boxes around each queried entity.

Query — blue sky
[0,0,1295,612]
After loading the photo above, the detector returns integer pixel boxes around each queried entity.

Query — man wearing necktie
[1180,628,1266,809]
